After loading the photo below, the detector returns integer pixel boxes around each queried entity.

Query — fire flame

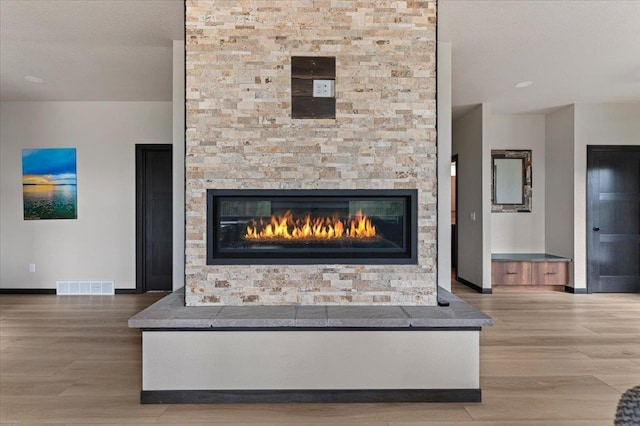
[245,210,377,241]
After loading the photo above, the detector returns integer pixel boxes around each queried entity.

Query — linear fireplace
[207,189,417,265]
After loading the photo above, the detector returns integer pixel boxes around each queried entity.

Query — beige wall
[452,105,487,288]
[453,108,544,290]
[453,103,640,292]
[172,40,186,291]
[437,42,453,292]
[545,105,575,286]
[489,114,546,253]
[185,1,438,305]
[573,103,640,290]
[0,102,172,290]
[481,105,492,290]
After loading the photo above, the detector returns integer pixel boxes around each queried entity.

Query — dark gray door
[587,145,640,293]
[136,144,173,292]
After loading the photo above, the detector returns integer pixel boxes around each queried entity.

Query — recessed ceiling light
[514,80,533,89]
[24,76,44,83]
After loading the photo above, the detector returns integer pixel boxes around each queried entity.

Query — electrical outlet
[312,80,334,97]
[29,263,36,273]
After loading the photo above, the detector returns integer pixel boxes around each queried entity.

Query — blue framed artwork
[22,148,77,220]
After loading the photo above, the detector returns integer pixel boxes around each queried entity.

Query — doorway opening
[451,155,458,281]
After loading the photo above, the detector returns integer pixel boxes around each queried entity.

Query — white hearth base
[130,289,491,403]
[143,329,478,390]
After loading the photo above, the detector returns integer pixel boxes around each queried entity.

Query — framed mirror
[491,149,532,212]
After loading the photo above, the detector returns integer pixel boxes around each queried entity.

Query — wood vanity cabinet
[491,254,570,287]
[491,261,531,285]
[531,261,569,285]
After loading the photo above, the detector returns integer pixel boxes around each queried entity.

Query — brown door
[136,144,173,292]
[587,145,640,293]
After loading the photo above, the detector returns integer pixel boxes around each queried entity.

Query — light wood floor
[1,283,639,425]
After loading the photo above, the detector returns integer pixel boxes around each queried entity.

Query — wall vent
[56,281,115,295]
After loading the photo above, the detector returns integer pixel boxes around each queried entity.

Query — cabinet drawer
[492,261,531,285]
[532,262,568,285]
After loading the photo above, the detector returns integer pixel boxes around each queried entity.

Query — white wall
[451,102,639,293]
[481,104,492,290]
[437,42,452,292]
[545,105,575,285]
[452,105,488,288]
[0,102,172,290]
[573,103,640,290]
[489,114,546,253]
[172,40,185,291]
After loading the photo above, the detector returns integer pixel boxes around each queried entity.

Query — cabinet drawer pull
[506,272,518,275]
[545,272,558,275]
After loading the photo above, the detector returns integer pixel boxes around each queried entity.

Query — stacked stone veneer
[185,0,438,306]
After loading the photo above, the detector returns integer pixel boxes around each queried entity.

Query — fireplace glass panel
[207,190,416,264]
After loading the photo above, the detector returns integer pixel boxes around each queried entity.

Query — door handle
[593,226,600,231]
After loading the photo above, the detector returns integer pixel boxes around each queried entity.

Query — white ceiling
[439,0,640,118]
[1,0,639,115]
[0,0,184,101]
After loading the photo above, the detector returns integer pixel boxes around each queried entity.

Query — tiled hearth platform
[129,289,491,404]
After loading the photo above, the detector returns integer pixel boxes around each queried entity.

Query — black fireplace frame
[206,189,418,265]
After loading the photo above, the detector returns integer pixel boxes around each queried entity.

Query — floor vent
[56,281,115,295]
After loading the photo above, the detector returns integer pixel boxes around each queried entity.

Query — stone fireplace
[185,0,438,306]
[129,1,492,405]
